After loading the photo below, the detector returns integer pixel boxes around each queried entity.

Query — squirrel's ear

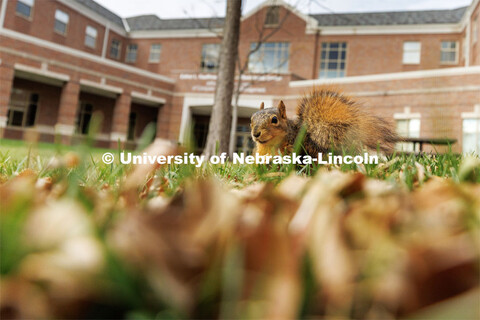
[278,100,286,119]
[260,102,264,110]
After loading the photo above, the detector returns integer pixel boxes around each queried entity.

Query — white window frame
[75,102,93,135]
[440,41,459,64]
[200,43,220,72]
[54,9,69,35]
[264,6,280,27]
[84,25,98,48]
[394,106,421,152]
[110,39,121,59]
[461,105,480,154]
[248,42,290,74]
[126,44,138,63]
[319,42,347,78]
[16,0,34,19]
[148,44,162,63]
[6,89,38,128]
[403,41,421,65]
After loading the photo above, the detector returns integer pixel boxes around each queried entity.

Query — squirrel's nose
[253,131,261,138]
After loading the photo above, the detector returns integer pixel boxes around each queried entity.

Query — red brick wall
[78,92,115,134]
[3,0,107,56]
[130,103,159,139]
[283,73,480,153]
[13,78,62,127]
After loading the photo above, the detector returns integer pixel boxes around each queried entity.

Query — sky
[94,0,473,19]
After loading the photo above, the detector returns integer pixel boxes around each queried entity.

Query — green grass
[1,138,479,319]
[1,138,478,194]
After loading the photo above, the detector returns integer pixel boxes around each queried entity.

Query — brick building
[0,0,479,152]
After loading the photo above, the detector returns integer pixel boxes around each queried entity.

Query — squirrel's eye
[271,116,278,124]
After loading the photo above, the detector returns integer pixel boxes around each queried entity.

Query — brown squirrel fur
[250,89,398,155]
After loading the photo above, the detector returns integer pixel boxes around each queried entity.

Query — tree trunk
[203,0,242,158]
[229,81,242,157]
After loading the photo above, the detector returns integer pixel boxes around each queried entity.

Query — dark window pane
[340,62,345,69]
[330,43,339,49]
[16,2,31,17]
[341,43,347,49]
[81,114,91,134]
[329,50,338,59]
[341,51,346,59]
[328,62,337,69]
[25,104,37,127]
[11,111,24,126]
[55,21,67,34]
[127,112,136,140]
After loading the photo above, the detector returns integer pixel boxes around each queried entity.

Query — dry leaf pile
[1,141,479,319]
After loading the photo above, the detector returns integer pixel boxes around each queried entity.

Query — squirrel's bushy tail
[296,89,398,154]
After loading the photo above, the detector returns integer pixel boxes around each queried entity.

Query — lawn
[0,138,479,319]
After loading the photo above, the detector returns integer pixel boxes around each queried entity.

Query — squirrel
[250,89,398,156]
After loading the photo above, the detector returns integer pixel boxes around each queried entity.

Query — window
[75,102,93,135]
[6,89,38,127]
[200,44,220,72]
[319,42,347,78]
[110,39,121,59]
[54,9,69,35]
[463,119,480,154]
[462,106,480,154]
[248,42,290,74]
[395,107,421,152]
[396,119,421,152]
[126,44,138,63]
[440,41,458,64]
[16,0,34,18]
[403,41,421,64]
[264,6,279,26]
[236,124,255,154]
[84,26,98,48]
[149,44,162,63]
[127,112,137,141]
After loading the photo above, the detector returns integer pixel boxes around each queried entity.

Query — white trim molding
[0,28,176,84]
[318,23,462,36]
[178,94,271,143]
[0,0,8,29]
[242,0,319,33]
[461,105,480,119]
[56,0,126,36]
[130,28,223,39]
[32,125,55,135]
[80,79,123,97]
[290,65,480,87]
[14,63,70,82]
[131,91,166,106]
[54,124,75,135]
[110,132,127,142]
[0,116,7,128]
[393,106,421,120]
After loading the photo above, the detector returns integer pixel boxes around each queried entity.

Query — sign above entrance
[178,73,284,93]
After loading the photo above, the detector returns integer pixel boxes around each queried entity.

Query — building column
[0,63,15,138]
[55,80,80,144]
[156,102,170,140]
[110,91,131,148]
